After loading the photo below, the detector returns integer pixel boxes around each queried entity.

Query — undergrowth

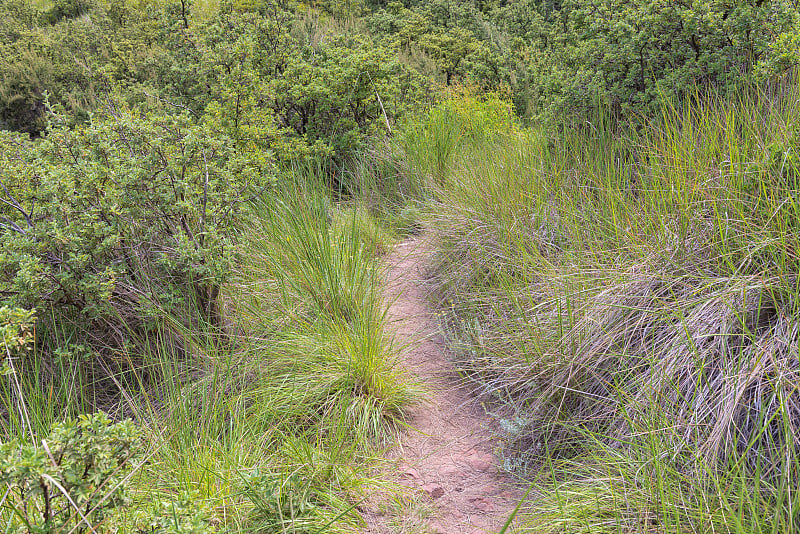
[393,79,800,531]
[0,172,414,532]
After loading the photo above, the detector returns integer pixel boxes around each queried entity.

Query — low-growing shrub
[0,103,269,406]
[0,412,141,533]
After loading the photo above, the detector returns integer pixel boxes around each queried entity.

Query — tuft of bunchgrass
[331,204,397,257]
[409,75,800,530]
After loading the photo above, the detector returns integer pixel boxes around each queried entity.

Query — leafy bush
[0,0,429,168]
[0,412,215,533]
[0,307,35,359]
[0,103,267,401]
[0,412,141,533]
[368,0,508,88]
[369,0,800,122]
[132,491,213,534]
[501,0,800,119]
[0,0,161,134]
[197,4,430,167]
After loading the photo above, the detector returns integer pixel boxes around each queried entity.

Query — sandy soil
[362,236,521,534]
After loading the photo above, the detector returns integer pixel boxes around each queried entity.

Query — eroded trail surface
[364,236,521,534]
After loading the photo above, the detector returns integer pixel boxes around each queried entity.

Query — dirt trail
[363,236,521,534]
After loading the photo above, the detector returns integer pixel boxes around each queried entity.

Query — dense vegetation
[415,85,800,531]
[1,0,799,531]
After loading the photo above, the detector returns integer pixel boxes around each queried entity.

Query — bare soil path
[363,236,521,534]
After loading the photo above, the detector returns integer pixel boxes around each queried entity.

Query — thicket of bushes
[5,1,798,137]
[365,0,800,119]
[0,0,431,155]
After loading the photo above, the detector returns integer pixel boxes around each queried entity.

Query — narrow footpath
[363,236,521,534]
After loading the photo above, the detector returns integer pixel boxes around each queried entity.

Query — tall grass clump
[400,86,519,186]
[136,174,415,531]
[416,75,800,530]
[338,141,428,236]
[234,176,416,436]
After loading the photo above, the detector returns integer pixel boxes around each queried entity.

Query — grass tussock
[398,78,800,530]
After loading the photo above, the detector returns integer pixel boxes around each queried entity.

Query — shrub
[0,103,269,403]
[0,307,35,359]
[0,412,141,533]
[518,0,800,120]
[132,491,213,534]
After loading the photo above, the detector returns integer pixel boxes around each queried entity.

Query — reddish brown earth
[362,236,522,534]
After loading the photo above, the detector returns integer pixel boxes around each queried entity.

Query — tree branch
[0,217,26,235]
[0,179,33,230]
[142,91,198,117]
[367,72,392,134]
[200,149,209,248]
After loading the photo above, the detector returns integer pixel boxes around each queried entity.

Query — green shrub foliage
[0,104,263,368]
[0,412,141,533]
[0,0,797,131]
[0,0,429,163]
[0,412,213,533]
[0,307,35,358]
[551,0,799,116]
[367,0,800,120]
